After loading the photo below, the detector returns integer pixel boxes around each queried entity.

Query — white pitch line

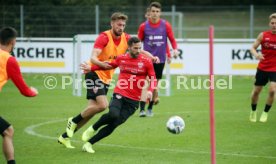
[24,119,276,160]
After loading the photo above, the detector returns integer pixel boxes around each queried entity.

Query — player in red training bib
[79,37,157,153]
[249,13,276,123]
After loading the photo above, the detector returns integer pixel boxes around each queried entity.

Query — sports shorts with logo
[85,71,109,100]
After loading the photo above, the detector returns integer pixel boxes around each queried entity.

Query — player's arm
[81,57,119,72]
[140,49,160,63]
[250,32,264,60]
[166,21,179,58]
[6,57,38,97]
[90,33,113,69]
[137,23,145,41]
[166,44,172,64]
[90,48,113,69]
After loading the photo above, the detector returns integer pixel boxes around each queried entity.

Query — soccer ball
[166,116,185,134]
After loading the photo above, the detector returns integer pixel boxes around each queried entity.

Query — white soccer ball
[166,116,185,134]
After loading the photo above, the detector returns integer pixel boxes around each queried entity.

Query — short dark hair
[0,27,17,45]
[127,37,141,47]
[149,2,162,10]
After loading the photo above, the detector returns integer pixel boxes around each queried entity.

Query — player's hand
[146,91,153,101]
[152,56,160,63]
[173,49,180,59]
[30,87,38,95]
[100,62,113,69]
[80,62,91,73]
[167,57,171,64]
[256,54,264,60]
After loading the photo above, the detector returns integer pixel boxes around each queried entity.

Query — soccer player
[138,2,179,116]
[139,6,173,117]
[0,27,38,164]
[249,13,276,123]
[58,12,158,148]
[79,36,157,153]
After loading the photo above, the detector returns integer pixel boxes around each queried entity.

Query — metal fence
[0,5,275,38]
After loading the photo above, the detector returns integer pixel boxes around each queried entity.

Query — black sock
[72,114,83,124]
[140,101,146,111]
[251,104,257,111]
[62,132,68,138]
[264,104,272,112]
[7,160,16,164]
[148,101,154,110]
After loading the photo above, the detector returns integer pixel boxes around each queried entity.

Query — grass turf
[0,74,275,163]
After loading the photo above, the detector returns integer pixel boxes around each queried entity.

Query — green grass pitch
[0,74,276,163]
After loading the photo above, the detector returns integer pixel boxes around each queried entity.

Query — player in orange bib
[58,12,159,149]
[0,27,38,164]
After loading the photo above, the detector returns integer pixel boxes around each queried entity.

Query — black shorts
[254,69,276,86]
[153,63,165,80]
[0,117,11,135]
[109,93,139,123]
[85,71,109,100]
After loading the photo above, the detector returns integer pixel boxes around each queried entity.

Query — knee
[108,108,120,120]
[3,126,14,138]
[269,90,275,97]
[97,102,108,112]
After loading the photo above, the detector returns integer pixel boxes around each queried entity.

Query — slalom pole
[209,25,216,164]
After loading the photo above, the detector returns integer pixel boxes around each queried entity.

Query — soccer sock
[264,104,272,112]
[72,114,83,124]
[147,101,154,110]
[251,104,257,111]
[62,132,68,138]
[7,160,16,164]
[140,101,146,111]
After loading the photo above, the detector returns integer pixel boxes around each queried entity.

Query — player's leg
[59,99,108,148]
[82,94,125,153]
[147,63,165,116]
[80,95,109,118]
[139,78,149,117]
[153,89,159,105]
[259,82,276,122]
[82,94,123,142]
[0,117,15,164]
[83,96,138,153]
[66,72,109,136]
[58,99,99,148]
[260,72,276,122]
[250,69,267,122]
[58,72,109,148]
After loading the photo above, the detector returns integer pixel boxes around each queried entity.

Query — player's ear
[12,39,16,45]
[10,38,16,47]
